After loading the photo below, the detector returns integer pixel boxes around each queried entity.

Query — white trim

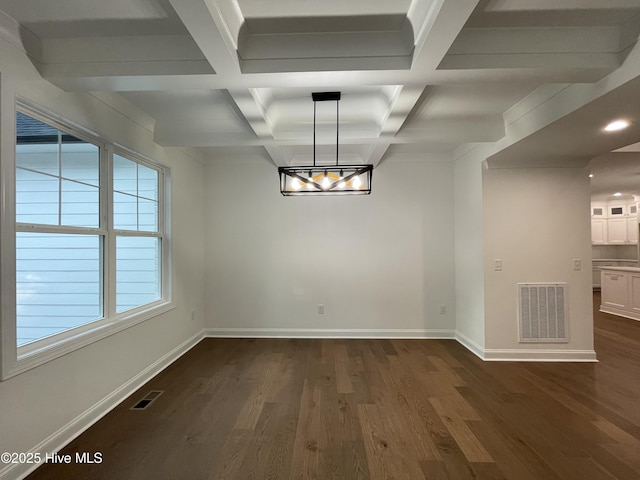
[482,348,598,362]
[0,329,204,480]
[600,305,640,322]
[204,327,456,339]
[455,331,486,360]
[0,78,18,381]
[5,302,175,380]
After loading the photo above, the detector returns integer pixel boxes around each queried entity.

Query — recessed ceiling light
[588,174,594,178]
[614,192,622,196]
[604,120,630,132]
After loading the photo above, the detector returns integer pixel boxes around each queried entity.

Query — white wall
[453,145,491,354]
[482,166,595,360]
[0,41,205,479]
[204,156,456,336]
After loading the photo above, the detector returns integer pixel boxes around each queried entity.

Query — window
[16,112,103,347]
[113,154,162,313]
[2,105,171,378]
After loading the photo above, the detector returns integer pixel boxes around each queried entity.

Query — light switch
[494,259,503,271]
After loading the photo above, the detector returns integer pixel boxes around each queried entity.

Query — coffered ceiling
[2,0,640,169]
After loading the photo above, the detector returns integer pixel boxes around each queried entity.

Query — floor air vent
[131,390,163,410]
[517,283,568,343]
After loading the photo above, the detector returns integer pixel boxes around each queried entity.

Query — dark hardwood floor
[27,293,640,479]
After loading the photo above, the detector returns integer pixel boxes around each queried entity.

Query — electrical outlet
[573,259,582,271]
[439,305,447,315]
[317,304,325,314]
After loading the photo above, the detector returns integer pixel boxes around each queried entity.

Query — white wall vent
[517,283,568,343]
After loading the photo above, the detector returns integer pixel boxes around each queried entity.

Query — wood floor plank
[340,441,371,480]
[207,429,252,480]
[334,343,354,394]
[357,403,424,480]
[429,396,494,463]
[380,356,444,461]
[234,353,283,430]
[289,380,321,480]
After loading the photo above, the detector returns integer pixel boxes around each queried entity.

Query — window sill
[2,301,175,380]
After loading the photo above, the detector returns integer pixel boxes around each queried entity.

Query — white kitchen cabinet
[607,218,628,244]
[629,273,640,316]
[627,218,639,243]
[593,260,616,288]
[601,270,628,309]
[591,219,608,244]
[591,199,638,244]
[600,267,640,321]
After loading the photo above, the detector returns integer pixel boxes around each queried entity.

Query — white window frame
[0,100,173,380]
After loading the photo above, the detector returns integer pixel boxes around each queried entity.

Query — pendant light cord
[336,99,339,166]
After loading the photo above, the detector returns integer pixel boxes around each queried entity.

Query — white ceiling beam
[46,74,219,92]
[168,0,241,76]
[40,61,214,79]
[0,8,41,59]
[441,52,620,70]
[411,0,479,71]
[153,129,505,148]
[45,64,614,92]
[366,85,427,167]
[226,88,274,139]
[263,144,286,167]
[485,0,640,11]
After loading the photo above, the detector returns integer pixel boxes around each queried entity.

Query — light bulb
[291,178,301,190]
[352,175,362,189]
[604,120,630,132]
[307,177,314,189]
[322,174,331,190]
[338,180,346,189]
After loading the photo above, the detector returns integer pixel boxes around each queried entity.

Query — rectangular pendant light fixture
[279,91,374,196]
[279,164,373,196]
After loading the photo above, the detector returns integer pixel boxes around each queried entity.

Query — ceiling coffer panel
[236,15,415,73]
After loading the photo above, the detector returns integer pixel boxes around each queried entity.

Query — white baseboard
[600,306,640,322]
[0,330,204,480]
[482,348,598,362]
[204,327,456,339]
[205,328,597,362]
[455,331,486,360]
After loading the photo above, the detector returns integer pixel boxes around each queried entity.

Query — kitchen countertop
[593,259,638,262]
[599,266,640,272]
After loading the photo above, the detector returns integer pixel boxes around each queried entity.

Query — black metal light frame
[279,91,374,196]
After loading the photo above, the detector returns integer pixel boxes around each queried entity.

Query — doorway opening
[588,149,640,323]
